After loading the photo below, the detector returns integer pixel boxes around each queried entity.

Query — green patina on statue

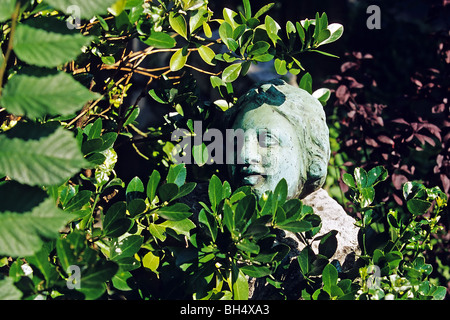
[225,79,330,200]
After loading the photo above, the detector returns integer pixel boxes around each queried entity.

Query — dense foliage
[0,0,448,300]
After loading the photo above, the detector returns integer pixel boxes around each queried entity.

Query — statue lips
[239,167,267,186]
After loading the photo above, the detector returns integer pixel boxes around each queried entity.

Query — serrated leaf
[0,123,88,186]
[45,0,118,19]
[14,18,93,68]
[169,47,188,72]
[0,182,72,257]
[1,70,99,118]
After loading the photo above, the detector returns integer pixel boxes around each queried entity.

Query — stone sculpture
[224,79,360,298]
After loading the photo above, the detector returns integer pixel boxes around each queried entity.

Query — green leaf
[366,166,388,186]
[265,15,281,45]
[146,170,161,201]
[235,195,256,229]
[197,45,216,66]
[322,263,338,293]
[248,41,270,56]
[108,0,126,16]
[342,173,355,189]
[277,220,313,233]
[208,174,223,212]
[407,199,432,216]
[312,88,331,106]
[223,8,239,29]
[297,247,314,277]
[127,199,146,217]
[237,238,260,254]
[142,251,159,272]
[273,178,288,207]
[240,265,271,278]
[320,23,344,45]
[166,164,186,187]
[45,0,118,19]
[198,208,218,242]
[309,49,339,58]
[110,235,143,260]
[242,0,251,19]
[158,183,179,202]
[222,63,242,83]
[318,230,338,259]
[126,176,145,202]
[0,0,17,23]
[1,70,99,118]
[13,18,93,68]
[189,8,208,33]
[169,11,188,39]
[103,201,131,237]
[218,22,235,51]
[169,47,188,72]
[354,167,368,190]
[112,271,134,291]
[231,267,249,300]
[0,182,72,257]
[274,58,288,75]
[160,218,195,237]
[254,3,274,20]
[299,72,312,94]
[360,187,375,208]
[157,203,192,221]
[0,123,88,186]
[192,142,209,166]
[0,277,22,300]
[140,31,176,48]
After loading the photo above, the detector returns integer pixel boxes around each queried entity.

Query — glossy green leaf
[242,0,251,19]
[192,142,209,166]
[322,263,338,293]
[198,208,218,242]
[126,176,145,201]
[160,218,195,237]
[231,267,249,300]
[320,23,344,45]
[189,8,208,33]
[158,183,179,202]
[265,15,281,45]
[222,63,242,83]
[299,72,312,94]
[0,123,88,186]
[208,174,223,212]
[142,251,159,272]
[274,58,288,75]
[169,47,188,71]
[223,8,239,29]
[110,235,143,260]
[197,45,216,65]
[318,230,338,259]
[342,173,355,189]
[167,164,186,187]
[366,166,388,186]
[254,3,274,20]
[147,170,161,201]
[1,70,99,118]
[407,199,432,216]
[235,195,256,229]
[157,203,192,221]
[248,41,270,56]
[354,167,368,189]
[312,88,331,106]
[277,220,313,233]
[140,32,176,48]
[169,12,188,39]
[298,247,315,276]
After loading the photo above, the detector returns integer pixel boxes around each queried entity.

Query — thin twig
[0,2,21,96]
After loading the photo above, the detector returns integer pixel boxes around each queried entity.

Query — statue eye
[258,131,279,148]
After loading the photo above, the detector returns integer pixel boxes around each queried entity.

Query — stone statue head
[224,79,330,200]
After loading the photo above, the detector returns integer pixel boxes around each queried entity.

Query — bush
[0,0,447,300]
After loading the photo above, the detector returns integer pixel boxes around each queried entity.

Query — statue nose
[241,134,262,164]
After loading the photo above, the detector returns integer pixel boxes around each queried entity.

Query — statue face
[228,104,304,199]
